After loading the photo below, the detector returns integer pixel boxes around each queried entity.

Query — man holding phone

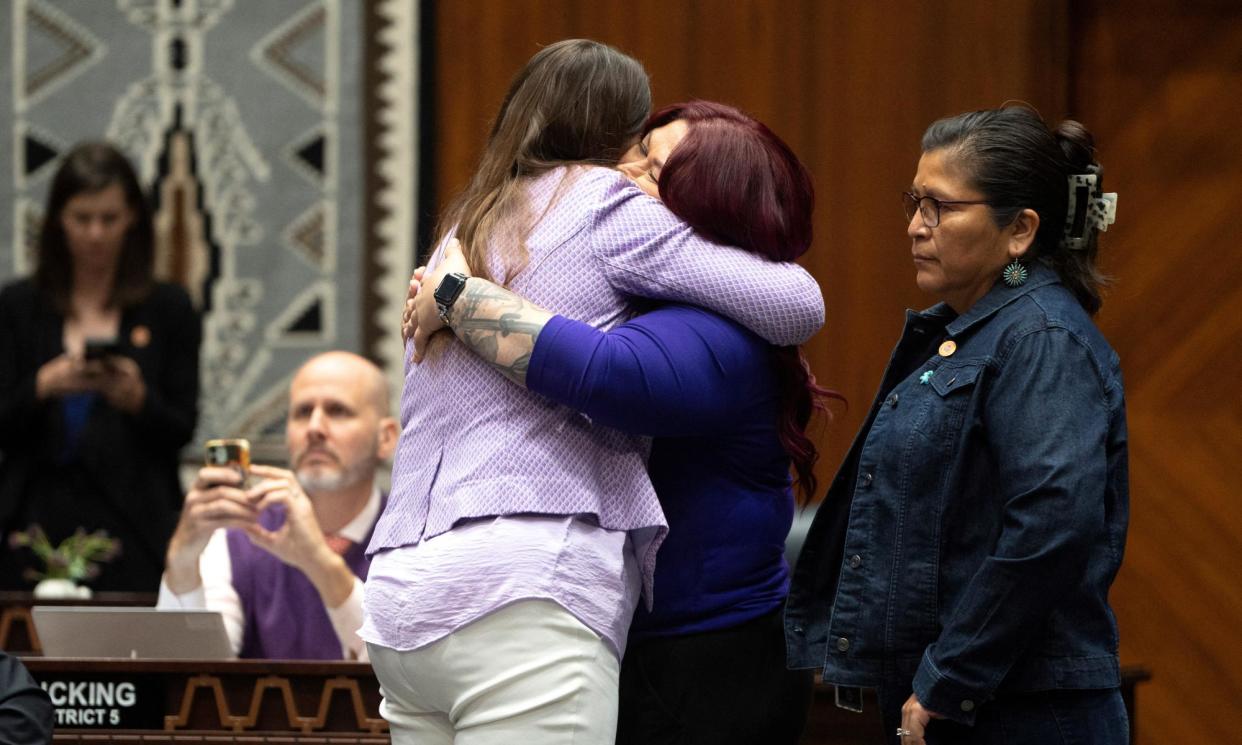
[157,351,397,660]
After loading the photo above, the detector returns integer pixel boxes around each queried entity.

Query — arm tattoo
[446,279,554,386]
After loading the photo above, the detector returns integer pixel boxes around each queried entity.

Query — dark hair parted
[36,141,155,314]
[921,105,1109,314]
[437,39,651,282]
[646,100,842,503]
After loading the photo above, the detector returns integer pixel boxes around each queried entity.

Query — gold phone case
[204,438,251,474]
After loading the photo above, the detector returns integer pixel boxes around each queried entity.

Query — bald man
[157,352,397,660]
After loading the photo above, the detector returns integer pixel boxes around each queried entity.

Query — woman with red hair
[409,100,830,744]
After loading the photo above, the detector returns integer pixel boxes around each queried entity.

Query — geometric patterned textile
[0,0,418,460]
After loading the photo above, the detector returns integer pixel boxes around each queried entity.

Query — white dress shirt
[156,487,379,660]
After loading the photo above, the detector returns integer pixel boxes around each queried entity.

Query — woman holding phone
[0,142,201,592]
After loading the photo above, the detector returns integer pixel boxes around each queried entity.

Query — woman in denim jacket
[785,106,1128,745]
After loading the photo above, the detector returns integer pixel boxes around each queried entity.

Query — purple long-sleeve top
[527,305,795,639]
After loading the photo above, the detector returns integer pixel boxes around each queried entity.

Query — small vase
[32,578,92,600]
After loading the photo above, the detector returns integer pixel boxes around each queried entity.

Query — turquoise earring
[1002,260,1028,287]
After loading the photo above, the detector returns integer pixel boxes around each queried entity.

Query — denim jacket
[785,264,1128,725]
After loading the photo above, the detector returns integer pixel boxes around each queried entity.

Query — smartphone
[84,337,123,361]
[204,438,250,479]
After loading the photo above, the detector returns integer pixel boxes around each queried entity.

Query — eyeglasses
[902,192,991,228]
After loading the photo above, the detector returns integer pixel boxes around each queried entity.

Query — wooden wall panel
[1074,3,1242,743]
[429,3,1242,744]
[431,0,1069,479]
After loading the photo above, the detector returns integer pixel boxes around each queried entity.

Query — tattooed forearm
[446,279,554,386]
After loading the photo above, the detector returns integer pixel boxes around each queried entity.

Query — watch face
[435,272,468,306]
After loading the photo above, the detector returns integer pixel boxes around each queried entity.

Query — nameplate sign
[37,673,163,729]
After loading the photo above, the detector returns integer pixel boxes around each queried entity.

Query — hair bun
[1055,119,1097,173]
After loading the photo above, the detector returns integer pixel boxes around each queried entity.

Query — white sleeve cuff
[156,578,207,609]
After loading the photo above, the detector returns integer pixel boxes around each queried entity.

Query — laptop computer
[31,606,234,660]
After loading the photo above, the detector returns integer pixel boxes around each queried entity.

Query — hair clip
[1089,192,1118,232]
[1064,170,1119,250]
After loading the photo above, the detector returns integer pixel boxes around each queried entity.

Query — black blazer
[0,279,200,591]
[0,653,52,744]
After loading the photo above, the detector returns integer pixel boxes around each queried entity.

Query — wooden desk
[22,659,388,743]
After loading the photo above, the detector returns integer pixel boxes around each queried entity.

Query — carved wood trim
[308,676,388,734]
[164,674,231,730]
[0,606,39,653]
[162,673,386,734]
[239,675,303,731]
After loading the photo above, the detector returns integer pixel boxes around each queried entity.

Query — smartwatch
[434,272,469,323]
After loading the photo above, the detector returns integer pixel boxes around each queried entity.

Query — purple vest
[227,496,383,660]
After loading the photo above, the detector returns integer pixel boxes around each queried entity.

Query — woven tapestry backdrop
[0,0,417,460]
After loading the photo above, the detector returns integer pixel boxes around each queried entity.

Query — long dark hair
[649,100,841,503]
[36,141,155,315]
[921,105,1109,314]
[435,39,650,282]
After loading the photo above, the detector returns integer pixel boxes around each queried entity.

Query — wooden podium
[23,659,388,743]
[5,593,388,742]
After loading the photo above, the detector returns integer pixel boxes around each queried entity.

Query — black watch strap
[434,272,469,323]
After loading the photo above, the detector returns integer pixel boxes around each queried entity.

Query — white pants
[367,600,620,745]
